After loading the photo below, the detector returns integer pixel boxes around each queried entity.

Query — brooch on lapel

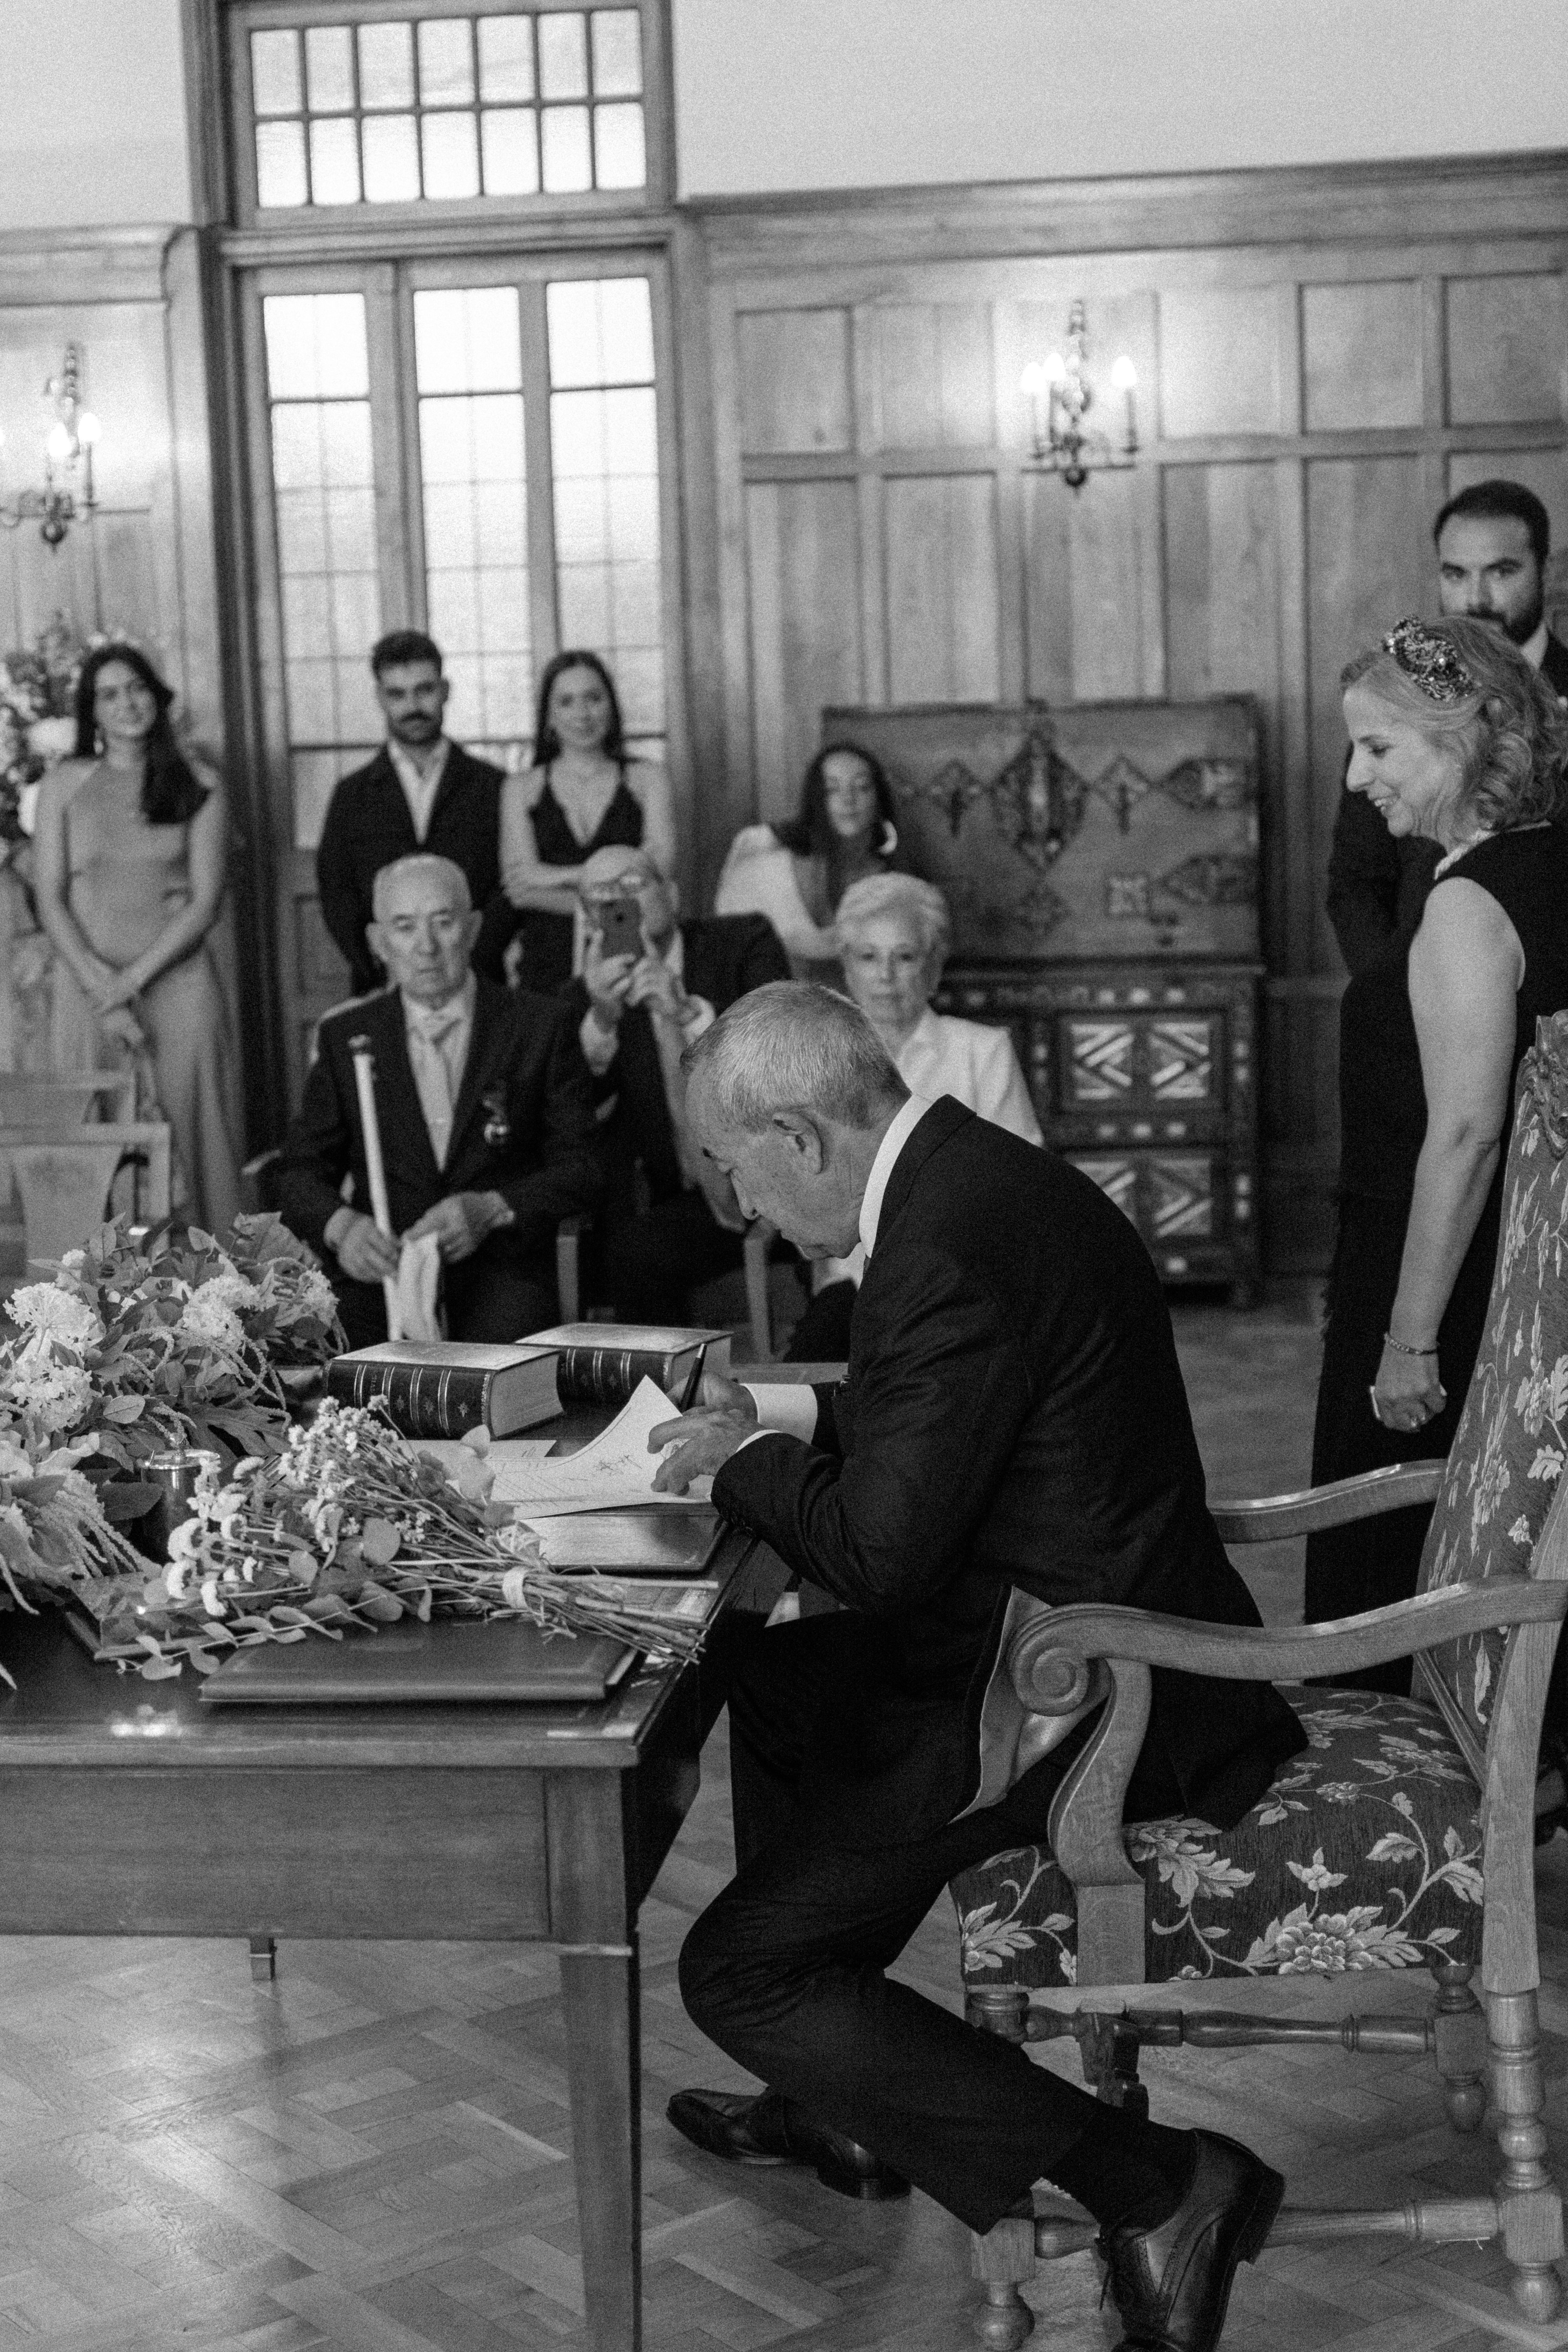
[481,1085,511,1149]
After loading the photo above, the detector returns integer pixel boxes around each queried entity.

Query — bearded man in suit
[566,842,790,1321]
[278,854,599,1348]
[648,983,1305,2352]
[1328,479,1568,975]
[317,632,505,998]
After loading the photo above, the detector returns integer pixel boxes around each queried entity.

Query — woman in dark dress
[478,649,675,992]
[1305,615,1568,1692]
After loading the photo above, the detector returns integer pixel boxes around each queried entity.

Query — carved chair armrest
[1011,1577,1568,1706]
[1209,1460,1446,1543]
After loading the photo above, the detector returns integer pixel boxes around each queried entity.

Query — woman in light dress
[33,644,241,1233]
[714,741,903,978]
[784,872,1041,1360]
[478,649,676,994]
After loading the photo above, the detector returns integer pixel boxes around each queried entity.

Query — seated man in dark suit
[278,854,599,1348]
[316,630,504,998]
[648,984,1306,2352]
[565,843,789,1321]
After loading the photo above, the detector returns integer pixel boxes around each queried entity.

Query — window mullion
[391,267,429,628]
[520,275,560,671]
[365,261,416,627]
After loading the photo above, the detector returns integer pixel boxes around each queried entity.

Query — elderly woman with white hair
[783,871,1040,1359]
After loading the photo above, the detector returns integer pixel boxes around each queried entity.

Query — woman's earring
[94,728,105,755]
[880,819,898,857]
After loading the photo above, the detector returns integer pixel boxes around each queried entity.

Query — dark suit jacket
[713,1098,1304,1846]
[277,977,601,1266]
[1327,628,1568,976]
[316,743,505,996]
[566,914,790,1214]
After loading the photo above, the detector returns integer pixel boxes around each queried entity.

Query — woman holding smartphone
[477,649,675,992]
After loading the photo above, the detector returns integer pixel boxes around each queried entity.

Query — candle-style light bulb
[1042,350,1067,387]
[1019,362,1047,398]
[1110,356,1137,392]
[45,421,73,465]
[76,410,101,447]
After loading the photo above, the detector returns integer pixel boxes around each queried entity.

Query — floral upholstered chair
[952,1012,1568,2348]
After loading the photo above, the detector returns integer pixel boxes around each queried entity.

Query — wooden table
[0,1503,762,2352]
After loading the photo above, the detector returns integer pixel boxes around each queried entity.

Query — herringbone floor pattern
[3,1296,1566,2351]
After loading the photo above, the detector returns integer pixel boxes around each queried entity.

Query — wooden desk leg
[560,1938,641,2352]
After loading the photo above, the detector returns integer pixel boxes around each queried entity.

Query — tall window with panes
[225,3,671,891]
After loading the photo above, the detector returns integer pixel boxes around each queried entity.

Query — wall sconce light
[0,345,102,548]
[1020,301,1137,491]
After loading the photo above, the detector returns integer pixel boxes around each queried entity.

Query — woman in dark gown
[477,650,675,993]
[1306,614,1568,1693]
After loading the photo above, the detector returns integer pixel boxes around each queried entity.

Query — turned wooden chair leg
[1431,1959,1487,2132]
[1488,1988,1564,2320]
[966,1986,1037,2345]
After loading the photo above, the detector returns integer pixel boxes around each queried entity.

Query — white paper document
[488,1377,712,1517]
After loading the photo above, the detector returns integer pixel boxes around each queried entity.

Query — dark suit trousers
[333,1247,557,1351]
[681,1612,1114,2235]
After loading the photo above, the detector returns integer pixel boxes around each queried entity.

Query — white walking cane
[348,1034,402,1341]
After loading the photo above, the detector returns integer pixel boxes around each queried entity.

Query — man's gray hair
[833,871,951,964]
[371,853,472,918]
[682,982,908,1132]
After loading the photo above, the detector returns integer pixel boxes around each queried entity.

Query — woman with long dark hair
[479,648,675,993]
[714,741,903,976]
[33,643,241,1231]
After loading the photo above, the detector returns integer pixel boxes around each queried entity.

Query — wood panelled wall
[685,160,1568,1270]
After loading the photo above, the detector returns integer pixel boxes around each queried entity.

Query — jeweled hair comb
[1383,615,1478,705]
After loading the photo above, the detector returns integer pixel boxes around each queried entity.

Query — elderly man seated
[786,870,1040,1360]
[278,853,599,1348]
[567,843,790,1322]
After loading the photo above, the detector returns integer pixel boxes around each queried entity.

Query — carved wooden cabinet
[825,696,1264,1299]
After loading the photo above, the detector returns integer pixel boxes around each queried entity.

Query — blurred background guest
[1327,481,1568,977]
[714,741,904,978]
[278,854,599,1348]
[567,842,789,1322]
[33,642,241,1233]
[316,631,505,998]
[479,649,675,995]
[1307,615,1568,1690]
[784,871,1040,1361]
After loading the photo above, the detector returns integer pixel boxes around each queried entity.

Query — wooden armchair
[953,1011,1568,2345]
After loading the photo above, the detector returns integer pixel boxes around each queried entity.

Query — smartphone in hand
[595,894,643,957]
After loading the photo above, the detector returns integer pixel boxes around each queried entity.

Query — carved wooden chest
[823,698,1263,1298]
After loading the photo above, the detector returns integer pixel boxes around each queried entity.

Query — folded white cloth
[391,1232,444,1341]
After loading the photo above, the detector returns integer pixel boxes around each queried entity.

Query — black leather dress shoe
[666,2087,911,2201]
[1098,2129,1283,2352]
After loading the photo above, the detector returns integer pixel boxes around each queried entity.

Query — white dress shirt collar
[859,1092,935,1259]
[1521,617,1550,673]
[387,736,451,842]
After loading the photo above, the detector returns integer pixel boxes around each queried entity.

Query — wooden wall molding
[218,209,678,269]
[0,228,180,310]
[689,149,1568,273]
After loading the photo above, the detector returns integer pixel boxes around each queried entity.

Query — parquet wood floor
[3,1295,1566,2350]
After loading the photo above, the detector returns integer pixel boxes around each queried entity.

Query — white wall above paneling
[673,0,1568,198]
[0,0,191,231]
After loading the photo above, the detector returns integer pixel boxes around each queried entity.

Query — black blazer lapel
[445,980,515,1178]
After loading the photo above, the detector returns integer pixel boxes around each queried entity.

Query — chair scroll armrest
[1210,1459,1446,1543]
[1009,1578,1568,1700]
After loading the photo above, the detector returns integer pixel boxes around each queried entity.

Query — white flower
[176,1289,247,1352]
[60,1250,86,1272]
[9,1284,103,1351]
[4,1356,93,1433]
[203,1269,262,1315]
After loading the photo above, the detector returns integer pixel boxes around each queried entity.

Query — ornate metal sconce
[1020,301,1137,491]
[0,345,102,547]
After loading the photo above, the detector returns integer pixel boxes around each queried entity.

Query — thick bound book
[325,1340,562,1437]
[522,1322,731,1411]
[199,1618,636,1706]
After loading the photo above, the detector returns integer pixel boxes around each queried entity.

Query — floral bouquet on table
[72,1399,705,1680]
[0,1212,346,1498]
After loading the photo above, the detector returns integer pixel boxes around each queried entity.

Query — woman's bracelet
[1384,1331,1438,1358]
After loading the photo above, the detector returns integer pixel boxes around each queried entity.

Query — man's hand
[626,954,691,1026]
[405,1192,507,1263]
[335,1210,401,1284]
[581,933,637,1030]
[648,1372,758,1494]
